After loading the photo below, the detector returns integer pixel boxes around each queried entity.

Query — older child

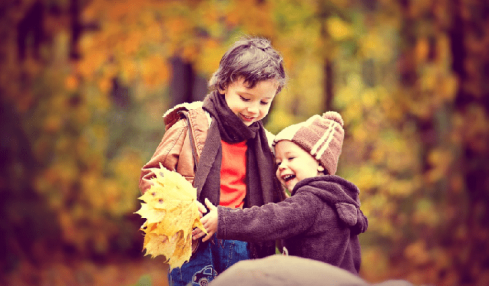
[139,37,286,286]
[196,112,368,274]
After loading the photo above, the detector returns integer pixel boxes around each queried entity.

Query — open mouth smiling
[240,114,255,121]
[281,174,296,182]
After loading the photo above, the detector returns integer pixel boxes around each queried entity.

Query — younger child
[139,37,286,286]
[196,112,368,274]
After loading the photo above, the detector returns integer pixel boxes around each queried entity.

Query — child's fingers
[192,228,205,240]
[196,200,207,214]
[200,215,208,225]
[204,198,217,210]
[192,228,199,238]
[192,228,201,236]
[202,232,213,242]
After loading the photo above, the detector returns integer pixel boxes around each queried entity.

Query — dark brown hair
[208,36,287,94]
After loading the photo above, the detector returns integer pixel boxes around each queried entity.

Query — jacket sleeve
[138,118,192,194]
[217,192,321,242]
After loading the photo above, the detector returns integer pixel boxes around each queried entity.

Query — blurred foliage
[1,0,488,285]
[133,275,152,286]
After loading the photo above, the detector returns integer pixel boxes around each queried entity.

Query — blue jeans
[168,235,250,286]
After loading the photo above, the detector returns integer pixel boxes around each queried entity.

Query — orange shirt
[219,140,247,208]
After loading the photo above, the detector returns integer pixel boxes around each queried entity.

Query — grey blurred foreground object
[209,255,413,286]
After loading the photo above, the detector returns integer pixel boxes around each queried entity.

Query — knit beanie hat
[273,111,344,175]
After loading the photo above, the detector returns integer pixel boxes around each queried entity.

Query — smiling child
[139,37,287,286]
[195,111,369,274]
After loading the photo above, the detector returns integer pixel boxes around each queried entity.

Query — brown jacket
[139,102,211,194]
[139,101,277,195]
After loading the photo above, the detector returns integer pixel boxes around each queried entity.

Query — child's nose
[247,103,259,114]
[278,162,286,170]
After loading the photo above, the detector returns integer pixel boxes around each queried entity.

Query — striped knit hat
[273,111,344,175]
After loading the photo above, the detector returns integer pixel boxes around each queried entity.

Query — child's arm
[195,192,321,243]
[139,118,191,194]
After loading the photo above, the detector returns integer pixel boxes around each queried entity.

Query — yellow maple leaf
[135,203,166,224]
[143,232,173,259]
[170,231,193,268]
[136,163,206,270]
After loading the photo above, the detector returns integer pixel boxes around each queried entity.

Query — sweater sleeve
[217,192,321,242]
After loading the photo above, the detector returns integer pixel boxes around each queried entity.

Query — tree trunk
[449,0,489,284]
[170,57,207,106]
[318,2,334,111]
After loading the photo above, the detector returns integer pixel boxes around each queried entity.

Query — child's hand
[192,200,208,241]
[196,200,207,218]
[191,200,208,241]
[192,198,218,242]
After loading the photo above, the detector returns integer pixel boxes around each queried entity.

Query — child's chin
[242,119,255,126]
[286,182,297,190]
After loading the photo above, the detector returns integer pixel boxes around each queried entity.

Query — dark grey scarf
[194,91,284,209]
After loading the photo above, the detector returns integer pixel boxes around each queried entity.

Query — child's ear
[218,85,227,95]
[317,165,325,174]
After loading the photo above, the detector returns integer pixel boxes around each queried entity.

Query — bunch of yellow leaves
[135,163,207,269]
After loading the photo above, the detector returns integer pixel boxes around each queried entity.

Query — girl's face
[221,77,278,126]
[274,140,320,191]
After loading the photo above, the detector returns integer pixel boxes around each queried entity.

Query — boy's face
[221,77,278,126]
[274,140,320,191]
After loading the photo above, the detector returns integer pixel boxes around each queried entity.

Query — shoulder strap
[185,116,199,172]
[163,101,204,130]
